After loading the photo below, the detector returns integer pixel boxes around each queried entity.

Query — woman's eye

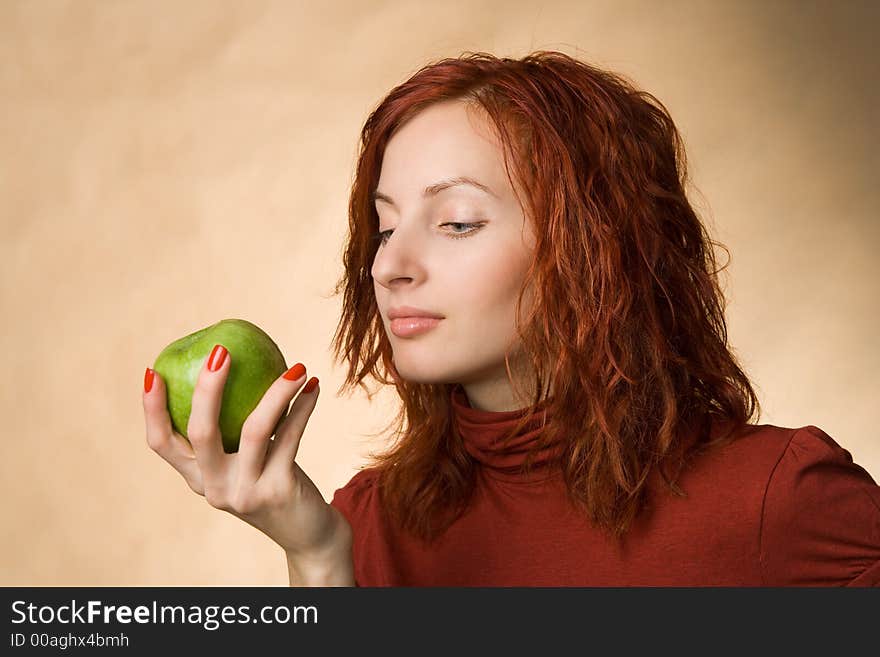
[372,222,482,246]
[373,229,393,245]
[442,222,481,238]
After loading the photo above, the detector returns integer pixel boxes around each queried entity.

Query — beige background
[1,0,877,585]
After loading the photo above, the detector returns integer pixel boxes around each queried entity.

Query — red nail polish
[208,344,228,372]
[302,377,319,394]
[144,367,155,393]
[283,363,306,381]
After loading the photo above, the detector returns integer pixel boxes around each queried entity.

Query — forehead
[377,101,509,198]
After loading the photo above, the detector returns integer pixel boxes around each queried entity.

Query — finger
[237,362,308,488]
[264,376,320,478]
[186,344,231,482]
[143,367,205,495]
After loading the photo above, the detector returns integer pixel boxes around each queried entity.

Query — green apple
[152,318,288,453]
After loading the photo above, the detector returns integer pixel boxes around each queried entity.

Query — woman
[142,51,880,586]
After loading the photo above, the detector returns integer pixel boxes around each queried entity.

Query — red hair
[330,50,761,543]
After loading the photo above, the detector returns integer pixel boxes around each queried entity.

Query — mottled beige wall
[1,0,876,585]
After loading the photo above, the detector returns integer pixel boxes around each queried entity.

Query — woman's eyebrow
[372,176,498,207]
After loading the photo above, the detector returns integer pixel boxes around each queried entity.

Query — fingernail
[303,376,319,394]
[208,344,228,372]
[144,367,155,393]
[283,362,306,381]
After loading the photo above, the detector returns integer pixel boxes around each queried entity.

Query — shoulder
[672,422,879,585]
[757,425,880,585]
[329,466,382,527]
[686,421,868,489]
[679,421,810,500]
[334,466,381,492]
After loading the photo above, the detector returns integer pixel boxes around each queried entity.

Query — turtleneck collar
[450,384,563,483]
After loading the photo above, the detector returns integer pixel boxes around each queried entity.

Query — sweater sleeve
[759,425,880,586]
[329,468,378,587]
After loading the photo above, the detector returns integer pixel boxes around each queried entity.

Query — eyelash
[372,222,483,246]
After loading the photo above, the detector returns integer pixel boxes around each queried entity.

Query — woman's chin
[391,360,455,386]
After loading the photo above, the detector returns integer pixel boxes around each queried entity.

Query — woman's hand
[142,345,352,569]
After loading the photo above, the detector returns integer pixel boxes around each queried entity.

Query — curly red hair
[329,50,761,543]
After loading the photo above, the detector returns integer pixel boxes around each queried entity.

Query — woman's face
[371,100,539,411]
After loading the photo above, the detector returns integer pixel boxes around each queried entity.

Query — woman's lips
[390,317,443,338]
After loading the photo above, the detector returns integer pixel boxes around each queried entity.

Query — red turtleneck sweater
[329,385,880,586]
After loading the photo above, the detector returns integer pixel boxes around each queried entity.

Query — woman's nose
[371,221,426,286]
